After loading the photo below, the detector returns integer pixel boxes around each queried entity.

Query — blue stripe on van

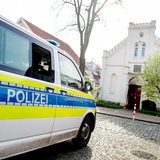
[0,82,96,108]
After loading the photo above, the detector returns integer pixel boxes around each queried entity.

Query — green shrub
[137,109,160,116]
[96,100,123,109]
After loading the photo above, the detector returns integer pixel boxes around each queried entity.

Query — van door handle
[46,87,54,92]
[60,90,67,95]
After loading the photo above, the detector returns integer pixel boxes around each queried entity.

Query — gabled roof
[17,18,79,64]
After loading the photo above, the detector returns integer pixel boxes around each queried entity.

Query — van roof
[0,15,78,67]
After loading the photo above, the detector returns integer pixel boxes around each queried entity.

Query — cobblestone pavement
[8,114,160,160]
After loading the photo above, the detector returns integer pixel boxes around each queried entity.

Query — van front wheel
[72,117,92,148]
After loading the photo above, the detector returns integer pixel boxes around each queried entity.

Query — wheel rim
[81,123,90,141]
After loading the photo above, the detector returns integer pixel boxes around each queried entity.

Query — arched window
[110,74,116,94]
[141,42,146,57]
[134,42,138,57]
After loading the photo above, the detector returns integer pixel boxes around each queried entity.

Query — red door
[127,85,141,109]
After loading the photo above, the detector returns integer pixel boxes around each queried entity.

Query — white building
[99,20,160,109]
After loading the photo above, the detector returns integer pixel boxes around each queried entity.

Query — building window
[133,65,142,72]
[141,42,146,57]
[134,43,138,57]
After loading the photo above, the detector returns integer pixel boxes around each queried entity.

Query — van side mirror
[84,81,93,92]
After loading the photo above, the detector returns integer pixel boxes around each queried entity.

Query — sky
[1,0,160,66]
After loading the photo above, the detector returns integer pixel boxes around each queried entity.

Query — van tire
[72,117,92,148]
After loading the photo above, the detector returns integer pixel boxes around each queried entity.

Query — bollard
[133,103,137,121]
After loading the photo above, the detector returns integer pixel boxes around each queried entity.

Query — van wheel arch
[72,114,95,148]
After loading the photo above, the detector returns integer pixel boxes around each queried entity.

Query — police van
[0,16,96,159]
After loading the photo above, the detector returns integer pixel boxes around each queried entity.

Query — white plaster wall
[153,39,160,54]
[100,21,160,106]
[101,65,129,104]
[105,45,126,65]
[127,22,156,63]
[100,43,128,103]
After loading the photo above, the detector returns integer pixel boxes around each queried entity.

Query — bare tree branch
[56,23,78,33]
[95,0,108,15]
[62,0,75,6]
[53,0,123,75]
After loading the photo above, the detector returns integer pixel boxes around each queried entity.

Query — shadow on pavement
[6,141,93,160]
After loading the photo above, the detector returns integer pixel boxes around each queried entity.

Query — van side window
[0,25,29,74]
[58,52,82,90]
[25,43,53,82]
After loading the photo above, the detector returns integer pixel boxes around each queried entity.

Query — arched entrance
[127,77,141,109]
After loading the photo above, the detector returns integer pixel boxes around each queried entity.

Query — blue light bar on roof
[47,39,60,47]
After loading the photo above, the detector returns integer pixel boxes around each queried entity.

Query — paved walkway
[97,106,160,124]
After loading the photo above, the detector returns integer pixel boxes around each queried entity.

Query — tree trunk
[79,46,86,76]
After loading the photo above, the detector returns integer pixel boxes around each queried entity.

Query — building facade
[99,20,160,109]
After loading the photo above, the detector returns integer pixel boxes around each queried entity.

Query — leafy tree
[138,53,160,103]
[54,0,122,75]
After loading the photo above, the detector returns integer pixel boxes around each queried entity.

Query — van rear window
[0,25,29,74]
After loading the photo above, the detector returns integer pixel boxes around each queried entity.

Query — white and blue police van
[0,15,96,159]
